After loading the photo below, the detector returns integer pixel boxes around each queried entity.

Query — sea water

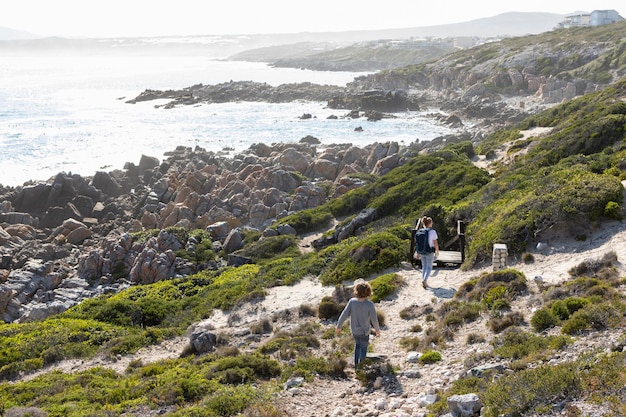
[0,50,454,187]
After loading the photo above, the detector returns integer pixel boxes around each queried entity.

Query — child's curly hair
[354,281,372,298]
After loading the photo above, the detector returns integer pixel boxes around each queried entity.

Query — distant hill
[223,11,566,54]
[0,11,564,48]
[339,11,565,39]
[228,12,567,71]
[0,26,40,40]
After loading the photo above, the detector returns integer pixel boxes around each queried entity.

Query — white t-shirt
[428,229,438,249]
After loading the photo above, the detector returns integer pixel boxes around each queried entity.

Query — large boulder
[222,229,243,254]
[92,171,123,197]
[278,148,310,174]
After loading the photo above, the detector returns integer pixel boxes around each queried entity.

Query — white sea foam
[0,52,453,186]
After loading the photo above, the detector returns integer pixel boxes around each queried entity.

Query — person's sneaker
[422,281,427,289]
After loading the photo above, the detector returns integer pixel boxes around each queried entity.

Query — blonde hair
[422,216,433,227]
[354,281,373,298]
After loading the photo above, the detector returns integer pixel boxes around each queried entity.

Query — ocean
[0,44,455,187]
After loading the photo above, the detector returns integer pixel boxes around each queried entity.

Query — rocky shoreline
[0,133,477,324]
[125,78,542,133]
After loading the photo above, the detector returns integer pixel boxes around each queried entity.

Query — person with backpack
[414,216,439,289]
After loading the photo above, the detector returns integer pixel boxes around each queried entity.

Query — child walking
[335,279,381,366]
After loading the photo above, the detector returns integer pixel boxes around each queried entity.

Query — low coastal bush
[318,297,342,320]
[259,322,322,360]
[235,235,300,262]
[1,354,282,415]
[274,207,334,234]
[530,307,559,332]
[0,318,135,379]
[369,273,405,303]
[258,255,324,287]
[492,327,571,360]
[318,231,406,285]
[482,361,582,417]
[280,355,344,381]
[455,269,528,305]
[433,351,626,417]
[175,228,216,268]
[438,300,483,328]
[418,350,442,364]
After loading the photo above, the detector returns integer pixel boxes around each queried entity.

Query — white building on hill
[557,9,623,28]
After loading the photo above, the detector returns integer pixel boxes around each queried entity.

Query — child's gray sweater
[337,298,380,336]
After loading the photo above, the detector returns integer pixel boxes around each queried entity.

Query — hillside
[345,20,626,116]
[1,19,626,417]
[10,213,626,416]
[227,12,566,72]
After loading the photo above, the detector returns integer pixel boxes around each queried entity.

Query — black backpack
[415,228,435,255]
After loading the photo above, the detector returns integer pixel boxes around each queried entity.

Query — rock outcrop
[1,137,468,323]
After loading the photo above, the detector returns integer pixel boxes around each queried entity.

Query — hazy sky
[2,0,625,38]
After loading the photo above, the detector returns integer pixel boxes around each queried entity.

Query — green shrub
[318,232,407,285]
[204,384,258,417]
[550,300,571,320]
[0,318,129,379]
[175,229,216,268]
[236,235,300,262]
[369,273,404,303]
[562,302,622,334]
[275,207,333,234]
[530,307,559,332]
[258,256,319,287]
[439,300,483,328]
[259,324,322,360]
[490,298,511,311]
[493,327,570,360]
[455,269,527,304]
[318,297,342,320]
[281,355,340,381]
[419,350,442,364]
[564,297,589,314]
[482,362,581,417]
[202,265,262,310]
[207,354,281,383]
[483,285,508,310]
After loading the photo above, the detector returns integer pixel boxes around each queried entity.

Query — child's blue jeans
[353,334,369,366]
